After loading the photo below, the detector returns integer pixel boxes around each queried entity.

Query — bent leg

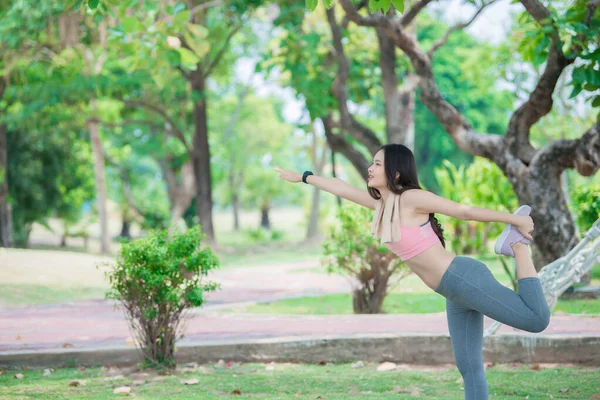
[459,265,550,333]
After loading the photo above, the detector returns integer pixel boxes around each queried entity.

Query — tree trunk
[306,125,328,239]
[306,186,321,239]
[58,12,79,48]
[87,113,110,254]
[260,201,270,230]
[352,287,387,314]
[511,166,580,268]
[376,27,416,148]
[160,159,195,227]
[321,115,370,180]
[119,213,131,239]
[0,101,13,248]
[189,69,215,243]
[232,192,240,231]
[330,146,342,207]
[399,83,416,150]
[229,170,242,232]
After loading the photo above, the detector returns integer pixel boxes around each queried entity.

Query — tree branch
[89,118,164,133]
[204,22,242,76]
[505,0,574,164]
[103,151,147,218]
[339,0,504,160]
[519,0,552,24]
[531,121,600,177]
[123,100,191,153]
[336,0,389,28]
[428,0,498,57]
[326,6,382,155]
[190,0,223,16]
[400,0,435,27]
[321,114,371,181]
[584,0,600,25]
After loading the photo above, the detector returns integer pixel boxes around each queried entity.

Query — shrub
[105,226,219,369]
[434,158,518,254]
[571,183,600,234]
[322,204,410,314]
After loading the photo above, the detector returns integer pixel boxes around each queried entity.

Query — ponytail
[428,213,446,248]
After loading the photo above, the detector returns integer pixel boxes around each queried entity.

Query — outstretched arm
[405,189,534,240]
[274,167,377,210]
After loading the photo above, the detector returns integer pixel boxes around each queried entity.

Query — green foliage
[322,203,408,314]
[106,226,219,368]
[434,158,518,255]
[6,128,95,246]
[571,183,600,234]
[245,227,285,242]
[510,2,600,116]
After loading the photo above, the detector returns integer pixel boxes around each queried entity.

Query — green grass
[239,293,446,315]
[554,298,600,315]
[0,284,108,306]
[215,240,323,269]
[235,292,600,316]
[1,363,599,399]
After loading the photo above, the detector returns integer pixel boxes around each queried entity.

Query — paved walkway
[1,299,598,353]
[1,255,599,355]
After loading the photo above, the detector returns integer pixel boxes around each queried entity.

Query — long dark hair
[368,143,445,248]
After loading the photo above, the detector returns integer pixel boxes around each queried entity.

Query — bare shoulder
[400,188,431,204]
[399,189,430,215]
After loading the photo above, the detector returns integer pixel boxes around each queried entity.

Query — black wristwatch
[302,171,314,184]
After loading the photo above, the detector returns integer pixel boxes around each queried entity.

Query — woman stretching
[274,143,550,400]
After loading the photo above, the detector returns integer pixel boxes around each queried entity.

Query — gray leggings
[434,256,550,400]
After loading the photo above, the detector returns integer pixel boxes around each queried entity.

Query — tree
[109,0,265,243]
[309,0,600,267]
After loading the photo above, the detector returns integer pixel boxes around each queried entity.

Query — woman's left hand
[516,216,534,241]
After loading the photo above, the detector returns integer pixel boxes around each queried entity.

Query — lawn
[1,363,599,399]
[235,292,600,316]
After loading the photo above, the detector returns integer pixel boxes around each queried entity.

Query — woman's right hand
[274,167,303,183]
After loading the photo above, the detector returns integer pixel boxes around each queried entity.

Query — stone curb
[1,333,598,369]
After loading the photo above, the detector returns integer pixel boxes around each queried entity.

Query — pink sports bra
[384,221,440,261]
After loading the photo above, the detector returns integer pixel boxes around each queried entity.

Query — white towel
[371,193,402,244]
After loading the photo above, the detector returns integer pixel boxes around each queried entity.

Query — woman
[274,143,550,400]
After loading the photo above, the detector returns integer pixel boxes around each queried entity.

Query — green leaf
[322,0,334,9]
[173,2,187,13]
[185,23,208,39]
[572,67,586,84]
[88,0,99,9]
[391,0,404,12]
[369,0,391,13]
[592,96,600,108]
[121,16,141,33]
[306,0,318,11]
[585,67,600,86]
[174,10,191,25]
[164,49,181,66]
[184,32,210,58]
[178,47,200,65]
[569,83,583,99]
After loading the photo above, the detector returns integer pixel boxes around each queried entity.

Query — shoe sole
[494,205,532,255]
